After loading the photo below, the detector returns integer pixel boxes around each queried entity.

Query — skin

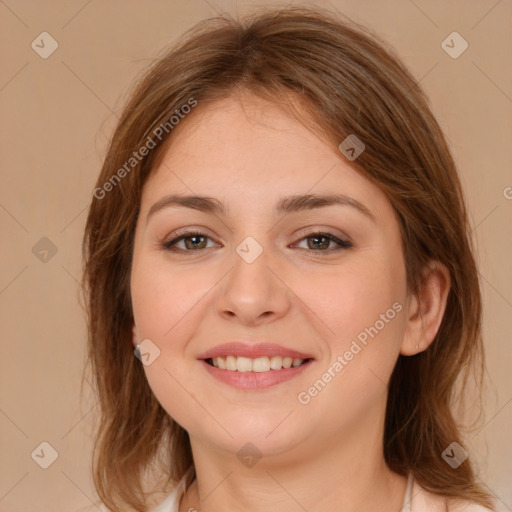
[130,90,450,512]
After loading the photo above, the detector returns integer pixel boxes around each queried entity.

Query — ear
[400,261,451,356]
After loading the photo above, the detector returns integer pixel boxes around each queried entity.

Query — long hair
[82,5,494,510]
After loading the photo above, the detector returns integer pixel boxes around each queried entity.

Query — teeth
[270,356,283,370]
[252,357,270,372]
[210,355,307,372]
[225,355,237,371]
[236,356,253,373]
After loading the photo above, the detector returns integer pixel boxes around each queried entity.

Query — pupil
[310,235,328,250]
[186,236,206,249]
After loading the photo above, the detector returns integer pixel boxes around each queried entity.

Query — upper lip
[197,342,315,360]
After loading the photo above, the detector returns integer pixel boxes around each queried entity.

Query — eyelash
[162,230,352,254]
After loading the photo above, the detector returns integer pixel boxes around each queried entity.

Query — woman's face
[130,92,410,460]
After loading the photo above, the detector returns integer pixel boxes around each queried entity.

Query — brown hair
[82,5,494,511]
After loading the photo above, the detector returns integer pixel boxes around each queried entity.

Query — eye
[162,230,352,254]
[162,230,217,252]
[292,232,352,253]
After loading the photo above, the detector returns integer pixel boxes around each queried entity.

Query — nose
[215,247,291,326]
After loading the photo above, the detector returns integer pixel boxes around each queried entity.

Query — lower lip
[199,359,314,390]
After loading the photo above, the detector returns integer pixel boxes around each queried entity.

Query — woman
[82,5,496,512]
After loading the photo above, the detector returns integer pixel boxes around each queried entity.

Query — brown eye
[162,231,352,254]
[307,234,331,250]
[163,231,215,252]
[294,232,352,253]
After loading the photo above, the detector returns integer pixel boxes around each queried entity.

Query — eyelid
[162,228,219,249]
[293,225,353,245]
[164,225,351,243]
[161,227,353,254]
[290,232,352,252]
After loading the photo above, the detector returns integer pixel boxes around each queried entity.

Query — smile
[201,358,314,390]
[206,355,311,372]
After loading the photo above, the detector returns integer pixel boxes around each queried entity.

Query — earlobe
[400,261,451,356]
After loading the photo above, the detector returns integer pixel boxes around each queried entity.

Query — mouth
[197,342,315,390]
[204,355,313,372]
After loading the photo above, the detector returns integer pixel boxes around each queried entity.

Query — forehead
[140,92,392,220]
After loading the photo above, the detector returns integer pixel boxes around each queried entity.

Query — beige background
[0,1,511,510]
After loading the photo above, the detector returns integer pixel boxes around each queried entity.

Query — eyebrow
[146,193,375,223]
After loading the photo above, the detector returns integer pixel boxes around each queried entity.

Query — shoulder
[409,479,495,512]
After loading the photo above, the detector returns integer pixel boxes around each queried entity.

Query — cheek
[131,256,210,345]
[295,263,406,423]
[304,260,407,408]
[130,258,211,428]
[302,257,405,350]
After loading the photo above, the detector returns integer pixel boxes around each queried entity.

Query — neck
[179,410,407,512]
